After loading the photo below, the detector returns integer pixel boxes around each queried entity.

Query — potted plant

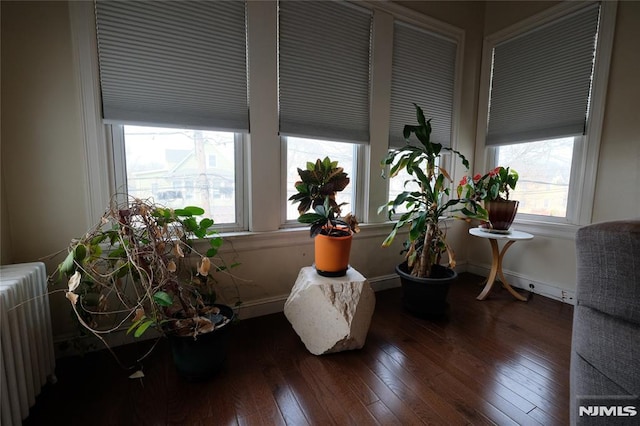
[380,103,480,316]
[288,157,359,277]
[52,196,241,381]
[457,166,519,231]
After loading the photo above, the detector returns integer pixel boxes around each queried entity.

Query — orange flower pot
[314,229,352,277]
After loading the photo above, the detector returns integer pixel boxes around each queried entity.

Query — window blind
[279,0,372,143]
[95,1,248,131]
[389,22,457,148]
[486,3,600,146]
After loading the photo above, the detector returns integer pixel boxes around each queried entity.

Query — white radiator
[1,262,56,426]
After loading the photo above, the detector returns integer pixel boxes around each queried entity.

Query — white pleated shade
[95,1,248,131]
[279,0,372,143]
[486,3,600,146]
[389,22,457,148]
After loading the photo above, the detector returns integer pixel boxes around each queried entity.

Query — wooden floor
[25,272,574,426]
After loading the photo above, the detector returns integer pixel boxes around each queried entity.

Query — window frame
[111,124,247,232]
[487,135,585,224]
[475,1,617,237]
[281,136,363,227]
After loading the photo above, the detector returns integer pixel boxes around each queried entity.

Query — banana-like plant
[380,104,481,278]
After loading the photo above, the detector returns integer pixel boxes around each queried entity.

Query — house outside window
[116,125,242,228]
[285,137,357,222]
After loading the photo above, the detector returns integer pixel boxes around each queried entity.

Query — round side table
[469,227,534,301]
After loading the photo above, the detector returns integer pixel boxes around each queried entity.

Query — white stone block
[284,266,376,355]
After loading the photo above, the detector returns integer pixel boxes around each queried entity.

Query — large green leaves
[127,315,155,338]
[206,235,223,257]
[174,206,205,217]
[59,243,88,276]
[379,103,480,274]
[153,291,173,307]
[289,156,350,221]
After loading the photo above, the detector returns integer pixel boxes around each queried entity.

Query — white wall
[1,1,91,335]
[592,1,640,222]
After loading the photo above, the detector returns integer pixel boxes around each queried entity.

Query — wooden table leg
[477,239,528,301]
[476,239,501,300]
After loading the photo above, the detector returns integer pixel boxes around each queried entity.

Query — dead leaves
[65,292,79,305]
[197,257,210,276]
[66,271,81,305]
[68,271,81,292]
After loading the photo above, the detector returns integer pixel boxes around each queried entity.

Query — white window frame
[70,2,247,232]
[488,135,583,223]
[475,1,617,238]
[111,125,247,232]
[281,136,364,227]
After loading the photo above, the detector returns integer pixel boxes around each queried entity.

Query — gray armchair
[570,219,640,424]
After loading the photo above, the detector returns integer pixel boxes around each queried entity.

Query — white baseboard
[235,273,400,320]
[235,295,287,320]
[369,273,401,292]
[466,263,575,305]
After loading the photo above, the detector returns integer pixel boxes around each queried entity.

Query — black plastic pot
[167,304,234,381]
[396,262,457,317]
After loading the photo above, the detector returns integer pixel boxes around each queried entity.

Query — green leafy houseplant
[289,157,359,237]
[380,104,480,278]
[289,157,359,277]
[456,166,519,226]
[52,196,240,365]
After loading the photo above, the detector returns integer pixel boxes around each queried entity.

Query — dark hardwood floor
[24,272,574,425]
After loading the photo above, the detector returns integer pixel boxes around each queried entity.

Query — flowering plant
[457,166,519,202]
[455,166,518,222]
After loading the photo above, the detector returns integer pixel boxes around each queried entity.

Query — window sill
[511,218,580,240]
[214,222,397,253]
[211,216,578,257]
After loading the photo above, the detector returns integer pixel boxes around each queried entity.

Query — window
[480,1,615,226]
[386,157,444,216]
[285,137,357,222]
[278,1,372,144]
[496,137,575,217]
[279,1,371,224]
[116,125,243,228]
[73,1,466,231]
[93,1,248,229]
[386,20,459,212]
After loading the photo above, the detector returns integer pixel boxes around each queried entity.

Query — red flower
[459,176,468,186]
[473,174,481,182]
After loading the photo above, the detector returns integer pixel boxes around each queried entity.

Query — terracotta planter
[485,200,519,231]
[396,262,457,317]
[314,228,352,277]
